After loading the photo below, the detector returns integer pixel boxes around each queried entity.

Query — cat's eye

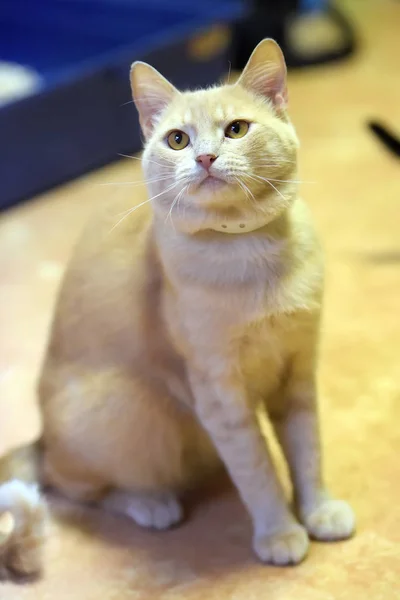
[167,130,190,150]
[225,120,250,139]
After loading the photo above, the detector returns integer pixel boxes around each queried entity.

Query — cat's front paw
[253,523,309,566]
[302,499,355,541]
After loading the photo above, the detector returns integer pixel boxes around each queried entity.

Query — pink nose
[196,154,217,170]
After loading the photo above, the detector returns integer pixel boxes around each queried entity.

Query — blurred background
[0,0,358,209]
[1,1,400,599]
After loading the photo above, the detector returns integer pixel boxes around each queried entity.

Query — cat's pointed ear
[130,62,178,138]
[237,38,288,112]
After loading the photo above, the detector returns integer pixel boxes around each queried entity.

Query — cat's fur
[0,39,355,577]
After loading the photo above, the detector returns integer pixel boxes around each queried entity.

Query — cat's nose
[196,154,218,171]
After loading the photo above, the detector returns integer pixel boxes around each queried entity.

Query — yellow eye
[225,120,249,139]
[167,130,190,150]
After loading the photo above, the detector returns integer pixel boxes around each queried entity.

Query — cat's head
[131,39,299,234]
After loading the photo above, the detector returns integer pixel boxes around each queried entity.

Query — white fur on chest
[159,211,321,394]
[161,225,288,289]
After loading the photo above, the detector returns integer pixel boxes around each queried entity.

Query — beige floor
[1,1,400,598]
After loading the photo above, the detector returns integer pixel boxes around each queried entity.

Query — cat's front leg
[270,353,356,542]
[189,368,309,566]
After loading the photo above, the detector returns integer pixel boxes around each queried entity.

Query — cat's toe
[253,523,309,566]
[126,493,183,531]
[303,499,355,541]
[152,495,183,530]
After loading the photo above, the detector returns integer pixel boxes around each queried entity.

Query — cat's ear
[130,62,178,138]
[237,38,288,113]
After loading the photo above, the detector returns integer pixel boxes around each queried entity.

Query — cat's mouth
[198,174,226,190]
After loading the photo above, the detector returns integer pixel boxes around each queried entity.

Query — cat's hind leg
[40,365,217,524]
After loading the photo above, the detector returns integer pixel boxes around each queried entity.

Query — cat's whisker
[108,180,180,234]
[254,161,297,167]
[254,166,296,171]
[239,178,271,217]
[258,176,315,184]
[249,174,287,200]
[146,156,176,167]
[118,153,139,160]
[117,153,175,168]
[235,177,255,207]
[227,60,232,85]
[177,184,188,216]
[243,173,287,201]
[255,157,297,163]
[108,198,153,234]
[99,175,173,188]
[115,203,149,218]
[165,183,189,229]
[244,183,257,206]
[146,180,182,202]
[98,181,165,188]
[165,190,181,231]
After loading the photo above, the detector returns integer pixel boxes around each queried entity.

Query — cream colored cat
[0,38,355,577]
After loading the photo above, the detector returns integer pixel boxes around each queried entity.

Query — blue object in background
[0,0,245,210]
[300,0,328,11]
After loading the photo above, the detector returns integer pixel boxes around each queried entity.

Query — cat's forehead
[169,85,262,126]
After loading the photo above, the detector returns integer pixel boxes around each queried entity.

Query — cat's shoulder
[70,194,153,265]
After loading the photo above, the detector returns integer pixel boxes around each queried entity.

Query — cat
[0,38,355,578]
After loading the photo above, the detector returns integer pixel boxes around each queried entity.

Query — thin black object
[368,121,400,158]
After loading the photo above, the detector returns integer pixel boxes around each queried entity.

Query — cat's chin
[197,175,227,192]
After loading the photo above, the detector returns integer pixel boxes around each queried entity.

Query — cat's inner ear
[130,62,178,137]
[237,38,288,112]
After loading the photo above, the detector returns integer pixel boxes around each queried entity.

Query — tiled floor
[1,1,400,598]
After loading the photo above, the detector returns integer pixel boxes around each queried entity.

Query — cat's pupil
[231,122,240,134]
[174,132,182,144]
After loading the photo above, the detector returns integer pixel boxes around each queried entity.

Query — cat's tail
[0,443,47,578]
